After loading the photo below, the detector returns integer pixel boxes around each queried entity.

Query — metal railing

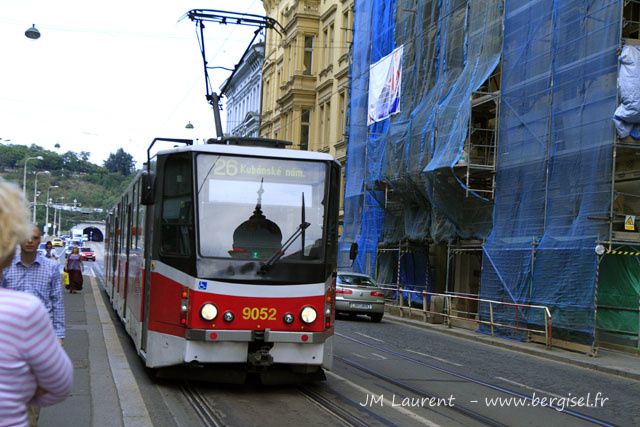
[379,285,553,349]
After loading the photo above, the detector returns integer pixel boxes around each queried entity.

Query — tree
[104,148,135,176]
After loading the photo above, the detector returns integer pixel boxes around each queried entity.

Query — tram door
[140,195,155,353]
[122,200,132,318]
[110,205,120,300]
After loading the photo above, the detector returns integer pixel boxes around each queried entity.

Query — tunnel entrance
[83,227,104,242]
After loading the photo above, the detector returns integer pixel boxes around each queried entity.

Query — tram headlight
[200,303,218,321]
[300,306,317,324]
[283,313,294,324]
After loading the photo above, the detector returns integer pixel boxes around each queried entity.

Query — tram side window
[161,157,193,257]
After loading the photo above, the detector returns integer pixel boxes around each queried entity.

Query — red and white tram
[104,137,340,382]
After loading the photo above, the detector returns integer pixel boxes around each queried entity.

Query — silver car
[335,271,385,322]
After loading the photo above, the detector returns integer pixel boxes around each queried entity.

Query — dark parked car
[335,271,385,322]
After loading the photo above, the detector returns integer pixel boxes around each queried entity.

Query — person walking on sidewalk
[0,178,73,427]
[44,241,58,260]
[65,246,83,293]
[1,225,65,342]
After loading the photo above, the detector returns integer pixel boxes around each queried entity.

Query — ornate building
[260,0,354,223]
[225,42,265,137]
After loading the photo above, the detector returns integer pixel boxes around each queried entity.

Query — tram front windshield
[196,154,327,262]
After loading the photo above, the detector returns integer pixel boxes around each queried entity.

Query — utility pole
[33,171,50,224]
[44,185,58,237]
[22,155,43,195]
[52,206,57,237]
[58,197,65,235]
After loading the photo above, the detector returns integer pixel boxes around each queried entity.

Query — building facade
[261,0,354,222]
[224,42,265,138]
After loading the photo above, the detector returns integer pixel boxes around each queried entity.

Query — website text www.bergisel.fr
[359,392,609,413]
[482,392,609,412]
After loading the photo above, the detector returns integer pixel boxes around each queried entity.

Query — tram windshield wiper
[258,221,310,275]
[259,193,309,275]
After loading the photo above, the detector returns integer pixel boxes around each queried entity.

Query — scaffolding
[456,66,501,200]
[342,0,640,351]
[594,0,640,352]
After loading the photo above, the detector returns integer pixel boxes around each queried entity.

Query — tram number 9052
[242,307,277,321]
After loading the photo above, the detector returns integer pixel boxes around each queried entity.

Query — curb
[89,275,154,426]
[384,313,640,382]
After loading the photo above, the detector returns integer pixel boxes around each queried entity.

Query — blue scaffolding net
[481,0,620,343]
[341,0,502,288]
[342,0,622,342]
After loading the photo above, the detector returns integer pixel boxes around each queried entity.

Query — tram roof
[156,142,335,162]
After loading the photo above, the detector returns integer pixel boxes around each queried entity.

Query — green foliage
[104,148,136,176]
[0,143,136,231]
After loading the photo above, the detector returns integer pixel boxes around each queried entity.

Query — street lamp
[185,121,194,129]
[25,24,41,39]
[57,197,65,235]
[33,171,50,223]
[44,185,59,237]
[23,156,43,195]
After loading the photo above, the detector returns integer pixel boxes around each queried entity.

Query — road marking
[351,352,371,360]
[354,332,384,343]
[326,371,441,427]
[495,376,564,399]
[351,352,388,361]
[405,349,463,367]
[90,275,153,427]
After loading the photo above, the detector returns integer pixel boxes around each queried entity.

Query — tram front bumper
[146,330,334,368]
[185,328,331,344]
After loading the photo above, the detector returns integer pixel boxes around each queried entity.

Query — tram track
[298,385,372,427]
[181,382,227,427]
[336,332,616,427]
[182,379,380,427]
[334,354,506,427]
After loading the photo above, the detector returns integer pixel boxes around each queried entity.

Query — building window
[265,79,270,105]
[324,101,331,147]
[300,109,310,150]
[286,44,291,78]
[328,23,334,65]
[304,36,313,75]
[323,27,329,68]
[342,10,350,45]
[319,104,325,147]
[339,92,346,138]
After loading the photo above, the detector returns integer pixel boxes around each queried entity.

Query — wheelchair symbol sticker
[198,281,208,290]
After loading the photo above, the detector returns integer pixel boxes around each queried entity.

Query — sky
[0,0,266,168]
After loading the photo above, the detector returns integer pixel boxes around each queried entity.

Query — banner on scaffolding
[367,45,403,125]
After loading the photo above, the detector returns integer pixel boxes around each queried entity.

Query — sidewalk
[385,313,640,382]
[39,274,151,427]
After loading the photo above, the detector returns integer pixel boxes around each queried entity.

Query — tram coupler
[247,346,274,367]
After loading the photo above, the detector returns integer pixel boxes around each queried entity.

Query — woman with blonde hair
[0,177,73,426]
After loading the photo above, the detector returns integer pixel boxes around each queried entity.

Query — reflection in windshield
[196,154,326,261]
[228,179,283,260]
